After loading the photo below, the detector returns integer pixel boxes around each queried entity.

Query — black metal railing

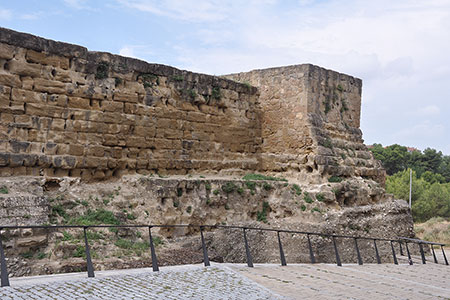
[0,224,447,287]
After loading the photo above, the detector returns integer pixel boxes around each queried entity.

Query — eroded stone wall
[0,28,260,181]
[0,27,385,186]
[225,65,385,185]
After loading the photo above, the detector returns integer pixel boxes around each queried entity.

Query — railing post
[332,236,342,266]
[373,239,381,264]
[83,227,95,278]
[200,226,210,267]
[243,228,253,267]
[405,242,413,265]
[431,245,438,264]
[399,241,404,256]
[441,245,449,266]
[307,234,316,264]
[354,238,363,265]
[277,231,286,266]
[0,229,10,287]
[390,241,398,265]
[419,243,426,264]
[148,226,159,272]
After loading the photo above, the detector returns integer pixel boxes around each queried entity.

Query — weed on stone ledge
[243,173,287,181]
[212,87,221,99]
[188,89,197,99]
[244,181,256,191]
[95,61,109,79]
[316,193,325,202]
[257,201,270,223]
[311,207,321,213]
[292,184,302,196]
[171,75,184,82]
[262,182,272,191]
[304,192,313,203]
[222,182,237,194]
[328,176,343,183]
[0,186,8,194]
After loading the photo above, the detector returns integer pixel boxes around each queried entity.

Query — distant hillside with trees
[368,144,450,222]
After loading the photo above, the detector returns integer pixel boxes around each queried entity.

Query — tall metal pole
[409,169,412,209]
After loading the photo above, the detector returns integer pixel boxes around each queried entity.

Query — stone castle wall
[0,28,261,181]
[225,66,384,184]
[0,27,384,184]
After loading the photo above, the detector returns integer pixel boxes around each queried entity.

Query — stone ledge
[0,27,257,95]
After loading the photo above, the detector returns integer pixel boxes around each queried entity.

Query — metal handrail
[398,236,445,246]
[0,224,447,287]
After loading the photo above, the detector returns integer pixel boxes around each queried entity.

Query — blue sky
[1,0,450,154]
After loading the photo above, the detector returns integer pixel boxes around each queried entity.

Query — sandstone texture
[0,27,260,181]
[0,27,416,276]
[0,27,384,184]
[0,175,414,276]
[224,66,385,185]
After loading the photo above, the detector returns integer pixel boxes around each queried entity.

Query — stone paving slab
[0,264,286,300]
[1,257,449,300]
[230,262,450,300]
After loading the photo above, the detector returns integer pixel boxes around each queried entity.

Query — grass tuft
[243,173,287,181]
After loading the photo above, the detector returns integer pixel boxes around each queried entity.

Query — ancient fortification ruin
[0,27,385,183]
[0,27,413,275]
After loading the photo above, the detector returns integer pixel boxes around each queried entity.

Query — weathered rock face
[0,177,48,225]
[0,175,413,276]
[224,65,385,185]
[0,27,385,186]
[0,27,261,181]
[0,28,414,275]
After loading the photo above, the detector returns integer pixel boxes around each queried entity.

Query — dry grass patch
[414,217,450,246]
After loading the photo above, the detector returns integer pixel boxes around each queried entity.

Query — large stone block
[26,49,70,69]
[0,43,15,59]
[0,72,21,87]
[67,96,90,109]
[8,59,42,77]
[101,100,124,112]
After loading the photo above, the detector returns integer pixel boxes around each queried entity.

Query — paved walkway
[231,261,450,299]
[1,265,285,300]
[1,258,448,299]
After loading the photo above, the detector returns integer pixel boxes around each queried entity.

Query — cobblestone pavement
[0,264,286,300]
[1,256,449,299]
[231,260,450,300]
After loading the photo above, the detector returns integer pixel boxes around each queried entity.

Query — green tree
[386,169,428,203]
[421,171,445,184]
[370,144,410,175]
[438,156,450,182]
[421,148,443,173]
[369,144,450,182]
[413,183,450,222]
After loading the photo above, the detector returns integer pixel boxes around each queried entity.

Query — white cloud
[20,12,41,20]
[117,0,450,152]
[0,8,12,20]
[116,0,235,22]
[119,45,156,61]
[393,121,445,141]
[63,0,93,10]
[418,105,441,116]
[119,46,138,58]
